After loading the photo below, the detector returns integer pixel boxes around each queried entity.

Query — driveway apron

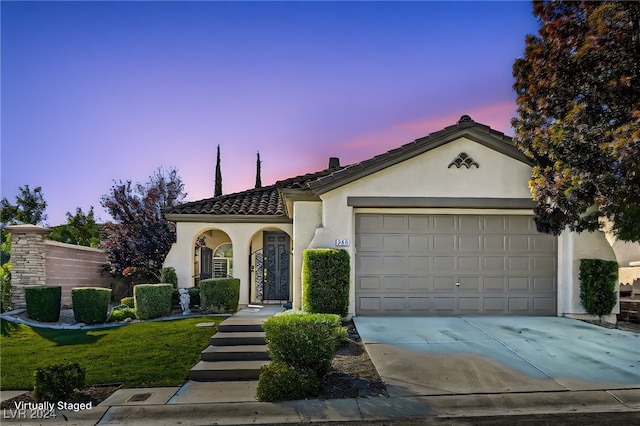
[353,316,640,397]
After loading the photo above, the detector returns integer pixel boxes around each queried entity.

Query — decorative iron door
[200,247,213,280]
[263,232,290,300]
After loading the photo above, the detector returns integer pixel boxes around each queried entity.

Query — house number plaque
[335,239,350,247]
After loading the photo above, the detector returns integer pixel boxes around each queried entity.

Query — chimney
[328,157,340,169]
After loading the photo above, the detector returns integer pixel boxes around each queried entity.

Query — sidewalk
[3,386,638,425]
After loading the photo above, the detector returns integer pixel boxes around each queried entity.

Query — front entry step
[189,360,268,381]
[201,344,269,361]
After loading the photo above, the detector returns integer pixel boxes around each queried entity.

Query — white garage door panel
[355,214,557,316]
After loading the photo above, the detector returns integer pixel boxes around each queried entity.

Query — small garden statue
[179,288,191,315]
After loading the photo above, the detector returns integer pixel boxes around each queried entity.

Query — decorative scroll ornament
[448,152,479,169]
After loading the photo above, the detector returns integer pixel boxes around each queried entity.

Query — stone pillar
[5,224,51,308]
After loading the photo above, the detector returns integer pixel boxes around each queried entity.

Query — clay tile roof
[164,185,285,216]
[275,166,343,190]
[163,165,344,217]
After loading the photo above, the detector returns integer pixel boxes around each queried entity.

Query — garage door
[355,214,557,316]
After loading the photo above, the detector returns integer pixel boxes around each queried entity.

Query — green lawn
[0,316,223,390]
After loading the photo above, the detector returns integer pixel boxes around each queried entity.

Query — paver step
[201,345,269,361]
[188,360,268,381]
[210,331,266,346]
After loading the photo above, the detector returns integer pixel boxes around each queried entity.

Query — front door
[264,232,290,300]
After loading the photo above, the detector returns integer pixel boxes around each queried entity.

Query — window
[213,243,233,278]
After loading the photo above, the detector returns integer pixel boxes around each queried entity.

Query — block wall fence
[6,224,111,309]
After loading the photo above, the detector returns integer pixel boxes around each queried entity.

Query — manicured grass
[0,316,223,390]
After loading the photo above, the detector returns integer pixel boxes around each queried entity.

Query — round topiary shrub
[72,287,111,324]
[25,285,61,322]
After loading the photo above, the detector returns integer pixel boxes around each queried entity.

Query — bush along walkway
[188,305,283,381]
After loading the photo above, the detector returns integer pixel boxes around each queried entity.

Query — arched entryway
[194,229,232,286]
[249,229,292,303]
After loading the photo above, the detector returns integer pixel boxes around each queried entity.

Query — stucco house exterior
[163,115,625,320]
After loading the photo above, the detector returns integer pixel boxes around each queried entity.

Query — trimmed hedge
[302,249,350,317]
[256,362,322,401]
[34,363,85,402]
[579,258,618,317]
[72,287,111,324]
[200,278,239,313]
[262,311,345,376]
[134,283,173,320]
[25,285,61,322]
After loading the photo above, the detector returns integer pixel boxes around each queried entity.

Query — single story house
[163,115,622,319]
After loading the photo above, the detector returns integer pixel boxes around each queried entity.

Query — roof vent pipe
[328,157,340,168]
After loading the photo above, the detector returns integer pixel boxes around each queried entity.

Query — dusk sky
[2,1,540,226]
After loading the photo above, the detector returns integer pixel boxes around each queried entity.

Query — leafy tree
[1,231,11,312]
[47,207,101,248]
[215,145,222,197]
[0,185,48,226]
[255,151,262,188]
[100,168,186,283]
[512,1,640,242]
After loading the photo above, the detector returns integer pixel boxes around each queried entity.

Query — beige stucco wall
[163,221,292,306]
[558,229,618,323]
[45,241,111,308]
[292,201,323,310]
[333,138,534,199]
[307,137,535,317]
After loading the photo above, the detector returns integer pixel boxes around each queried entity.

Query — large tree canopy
[512,1,640,242]
[100,168,186,280]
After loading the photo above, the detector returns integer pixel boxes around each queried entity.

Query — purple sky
[2,1,539,226]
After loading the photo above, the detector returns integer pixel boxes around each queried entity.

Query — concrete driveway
[353,316,640,397]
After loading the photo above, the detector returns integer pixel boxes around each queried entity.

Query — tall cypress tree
[214,145,222,197]
[255,151,262,188]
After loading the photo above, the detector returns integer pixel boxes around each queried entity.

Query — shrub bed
[302,249,350,316]
[25,285,61,322]
[120,297,135,308]
[200,278,239,313]
[134,283,172,320]
[108,306,137,322]
[72,287,111,324]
